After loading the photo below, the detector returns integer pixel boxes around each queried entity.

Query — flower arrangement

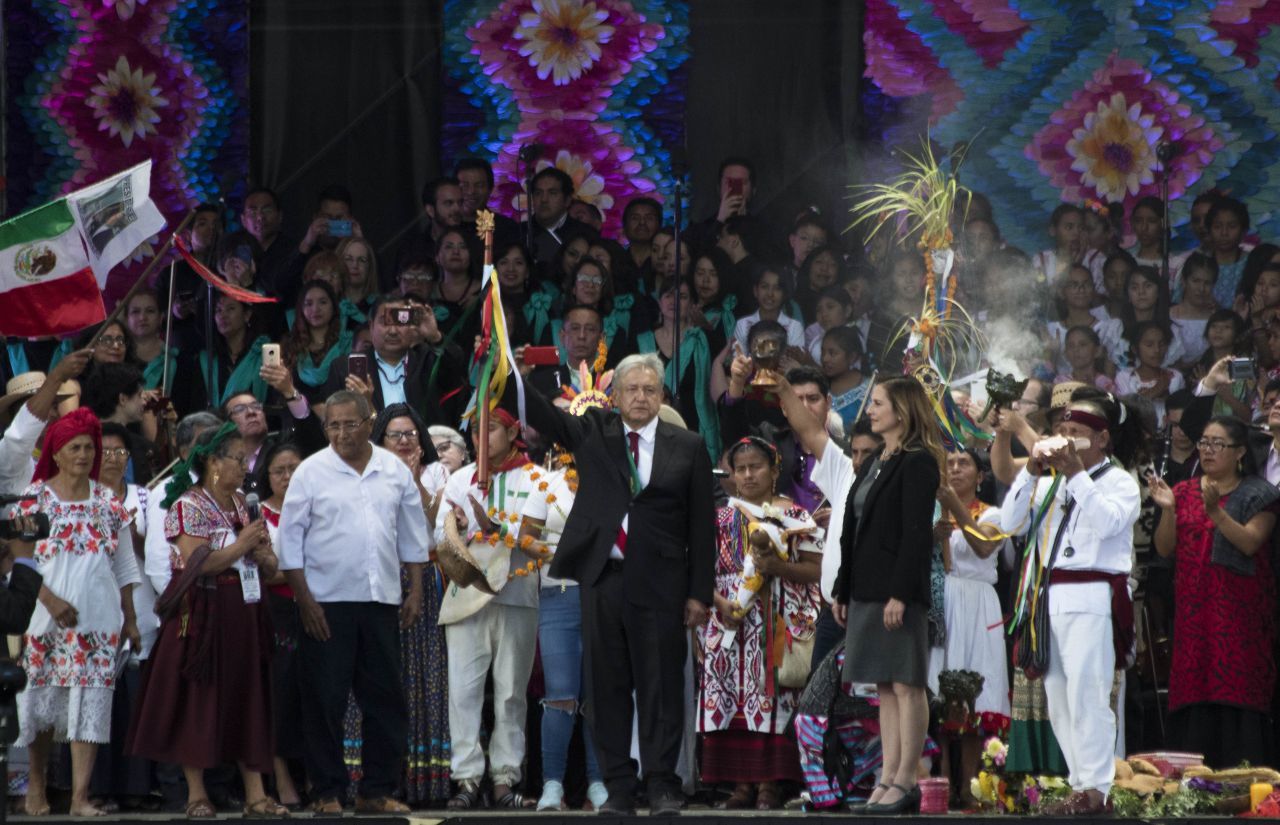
[969,736,1069,813]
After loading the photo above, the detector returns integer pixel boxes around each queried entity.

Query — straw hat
[0,372,73,416]
[1050,381,1086,410]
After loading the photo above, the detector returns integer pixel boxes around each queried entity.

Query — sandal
[495,790,536,809]
[716,783,755,810]
[447,782,484,810]
[310,797,342,815]
[185,798,216,819]
[354,796,409,813]
[756,782,782,811]
[244,797,290,818]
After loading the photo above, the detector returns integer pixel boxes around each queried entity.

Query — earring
[211,470,221,487]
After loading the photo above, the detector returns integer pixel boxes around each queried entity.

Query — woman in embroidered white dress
[16,408,141,817]
[699,436,822,811]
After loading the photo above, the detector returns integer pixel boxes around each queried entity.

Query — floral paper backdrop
[443,0,690,238]
[4,0,249,303]
[862,0,1280,254]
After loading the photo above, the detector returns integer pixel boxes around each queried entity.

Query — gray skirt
[841,599,930,687]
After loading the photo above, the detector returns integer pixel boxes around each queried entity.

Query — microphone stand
[671,164,686,404]
[1157,423,1173,479]
[520,145,539,260]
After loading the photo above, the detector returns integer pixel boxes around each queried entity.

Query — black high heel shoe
[865,783,921,815]
[847,783,890,814]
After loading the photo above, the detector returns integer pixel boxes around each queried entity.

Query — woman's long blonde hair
[879,375,947,475]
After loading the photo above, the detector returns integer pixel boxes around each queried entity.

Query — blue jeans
[539,585,602,784]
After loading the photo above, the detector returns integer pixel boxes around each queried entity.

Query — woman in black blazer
[833,375,944,814]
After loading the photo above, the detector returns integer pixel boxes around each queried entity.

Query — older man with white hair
[521,352,715,816]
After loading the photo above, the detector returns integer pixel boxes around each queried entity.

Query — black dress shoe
[599,794,637,816]
[649,789,684,817]
[865,784,921,815]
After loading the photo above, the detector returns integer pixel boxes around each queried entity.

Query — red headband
[492,407,520,430]
[1061,407,1108,433]
[32,408,102,483]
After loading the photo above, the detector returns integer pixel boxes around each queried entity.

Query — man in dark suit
[0,519,42,634]
[323,296,469,426]
[520,352,714,816]
[522,167,594,282]
[526,305,605,400]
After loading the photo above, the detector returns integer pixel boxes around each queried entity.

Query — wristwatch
[285,391,302,403]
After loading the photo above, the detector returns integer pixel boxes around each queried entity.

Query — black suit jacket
[323,342,469,427]
[833,449,939,606]
[522,389,715,611]
[0,564,42,635]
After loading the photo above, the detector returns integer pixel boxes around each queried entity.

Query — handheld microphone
[245,492,261,523]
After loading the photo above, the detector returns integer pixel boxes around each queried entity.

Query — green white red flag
[0,199,105,337]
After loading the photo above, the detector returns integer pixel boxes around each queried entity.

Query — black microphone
[518,143,545,162]
[245,492,261,523]
[1156,142,1178,164]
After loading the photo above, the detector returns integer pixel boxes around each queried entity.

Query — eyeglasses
[222,454,249,468]
[400,273,434,283]
[98,336,126,348]
[229,402,263,416]
[384,429,419,443]
[101,448,130,459]
[576,274,605,286]
[1196,439,1241,453]
[324,419,368,434]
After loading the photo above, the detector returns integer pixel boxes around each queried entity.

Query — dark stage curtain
[249,0,443,259]
[687,0,863,255]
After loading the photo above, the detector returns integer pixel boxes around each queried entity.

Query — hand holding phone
[348,353,370,381]
[261,343,281,368]
[328,219,353,238]
[523,346,560,367]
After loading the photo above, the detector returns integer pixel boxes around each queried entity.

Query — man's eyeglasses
[1196,439,1241,453]
[229,402,264,417]
[400,273,434,283]
[384,429,419,443]
[324,420,368,434]
[101,448,130,459]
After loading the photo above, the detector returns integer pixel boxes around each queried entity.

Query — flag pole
[86,208,197,350]
[161,260,176,396]
[476,210,495,494]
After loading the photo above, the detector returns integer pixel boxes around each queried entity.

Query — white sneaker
[587,781,610,810]
[537,779,565,811]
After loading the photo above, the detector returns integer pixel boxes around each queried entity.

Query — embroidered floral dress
[16,481,140,744]
[698,500,822,782]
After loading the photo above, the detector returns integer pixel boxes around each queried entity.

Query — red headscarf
[31,408,102,483]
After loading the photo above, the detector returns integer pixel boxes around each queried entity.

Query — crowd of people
[0,152,1279,818]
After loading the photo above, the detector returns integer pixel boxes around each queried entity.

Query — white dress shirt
[278,445,430,604]
[611,415,658,559]
[732,311,806,353]
[810,438,854,603]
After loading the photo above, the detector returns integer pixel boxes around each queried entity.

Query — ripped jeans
[539,584,602,784]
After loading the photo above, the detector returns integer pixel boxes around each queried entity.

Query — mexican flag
[0,199,105,337]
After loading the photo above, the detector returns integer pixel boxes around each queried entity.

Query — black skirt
[841,599,929,687]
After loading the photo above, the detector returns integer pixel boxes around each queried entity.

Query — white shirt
[0,402,42,496]
[999,462,1139,613]
[522,467,577,588]
[810,438,855,603]
[121,484,160,660]
[945,506,1004,585]
[732,311,805,353]
[434,461,538,608]
[278,445,430,604]
[144,472,195,595]
[612,416,658,559]
[1266,444,1280,487]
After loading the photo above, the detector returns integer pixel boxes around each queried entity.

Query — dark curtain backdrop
[247,0,861,255]
[249,0,442,257]
[687,0,863,250]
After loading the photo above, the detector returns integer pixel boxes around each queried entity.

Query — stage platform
[0,813,1246,823]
